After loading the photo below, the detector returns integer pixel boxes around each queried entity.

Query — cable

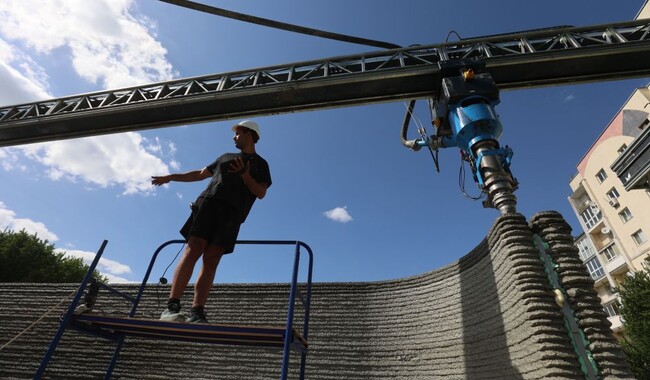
[400,100,419,149]
[425,103,441,173]
[402,101,440,173]
[427,146,440,173]
[160,0,401,50]
[414,111,440,173]
[458,151,484,200]
[0,290,76,351]
[155,242,186,309]
[445,30,463,43]
[159,242,186,284]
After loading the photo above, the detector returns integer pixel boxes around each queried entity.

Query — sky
[0,0,648,286]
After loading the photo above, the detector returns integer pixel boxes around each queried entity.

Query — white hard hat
[232,120,260,139]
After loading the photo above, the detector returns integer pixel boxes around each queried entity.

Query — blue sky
[0,0,648,285]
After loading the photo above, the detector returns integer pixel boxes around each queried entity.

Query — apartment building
[568,86,650,337]
[566,0,650,339]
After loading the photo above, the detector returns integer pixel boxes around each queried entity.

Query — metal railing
[35,239,314,380]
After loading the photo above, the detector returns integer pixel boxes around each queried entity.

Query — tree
[618,257,650,380]
[0,229,107,283]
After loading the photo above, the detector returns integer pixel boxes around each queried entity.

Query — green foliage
[0,229,107,283]
[619,257,650,380]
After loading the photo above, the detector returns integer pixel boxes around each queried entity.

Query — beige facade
[568,86,650,337]
[637,0,650,19]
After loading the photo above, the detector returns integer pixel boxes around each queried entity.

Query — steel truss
[1,19,650,146]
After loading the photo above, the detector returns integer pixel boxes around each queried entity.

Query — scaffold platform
[35,239,314,380]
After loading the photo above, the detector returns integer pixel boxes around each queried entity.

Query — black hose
[160,0,401,50]
[401,99,420,150]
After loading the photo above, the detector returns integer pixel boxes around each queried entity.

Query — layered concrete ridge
[0,212,632,379]
[530,211,632,378]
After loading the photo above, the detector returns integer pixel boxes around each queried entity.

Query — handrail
[35,239,314,380]
[131,239,313,336]
[127,239,314,380]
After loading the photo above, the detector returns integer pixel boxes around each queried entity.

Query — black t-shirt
[199,152,272,223]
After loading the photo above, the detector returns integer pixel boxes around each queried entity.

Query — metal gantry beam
[1,19,650,147]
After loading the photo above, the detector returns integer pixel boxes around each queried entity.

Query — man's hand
[151,175,171,186]
[229,157,267,199]
[228,157,250,177]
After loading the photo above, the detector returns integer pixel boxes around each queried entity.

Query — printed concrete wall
[0,212,632,379]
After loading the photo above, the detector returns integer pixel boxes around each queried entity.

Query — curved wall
[0,212,632,379]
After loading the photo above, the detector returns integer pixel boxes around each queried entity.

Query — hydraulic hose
[401,99,421,150]
[160,0,401,50]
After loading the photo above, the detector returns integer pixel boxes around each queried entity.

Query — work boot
[186,306,209,324]
[160,299,185,322]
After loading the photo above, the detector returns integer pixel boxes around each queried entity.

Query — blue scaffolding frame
[35,239,314,380]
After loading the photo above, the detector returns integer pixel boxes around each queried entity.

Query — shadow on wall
[460,234,523,379]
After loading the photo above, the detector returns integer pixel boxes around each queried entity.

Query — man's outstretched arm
[151,168,211,186]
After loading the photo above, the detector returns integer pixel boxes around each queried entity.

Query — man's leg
[169,236,207,300]
[192,244,224,307]
[160,236,207,321]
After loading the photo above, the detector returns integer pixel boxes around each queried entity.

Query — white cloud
[22,132,171,195]
[102,273,135,284]
[0,38,50,105]
[0,0,176,89]
[324,206,353,223]
[58,249,134,283]
[2,133,177,195]
[0,201,135,282]
[0,147,27,171]
[145,136,163,154]
[0,201,58,241]
[564,94,575,103]
[0,0,181,195]
[60,249,132,275]
[168,142,177,155]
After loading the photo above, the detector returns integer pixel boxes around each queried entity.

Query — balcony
[608,315,624,331]
[580,207,603,232]
[611,115,650,191]
[606,255,629,275]
[598,289,618,304]
[594,274,609,287]
[590,225,615,251]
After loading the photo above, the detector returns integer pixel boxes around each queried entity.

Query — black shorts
[180,197,241,254]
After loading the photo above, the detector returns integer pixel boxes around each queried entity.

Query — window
[603,302,620,318]
[595,169,607,183]
[580,206,601,230]
[618,208,633,223]
[639,119,649,131]
[606,187,620,200]
[576,238,597,261]
[617,144,628,155]
[632,230,648,246]
[585,257,605,280]
[602,245,618,262]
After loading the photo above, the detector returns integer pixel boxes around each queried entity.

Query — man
[151,120,271,323]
